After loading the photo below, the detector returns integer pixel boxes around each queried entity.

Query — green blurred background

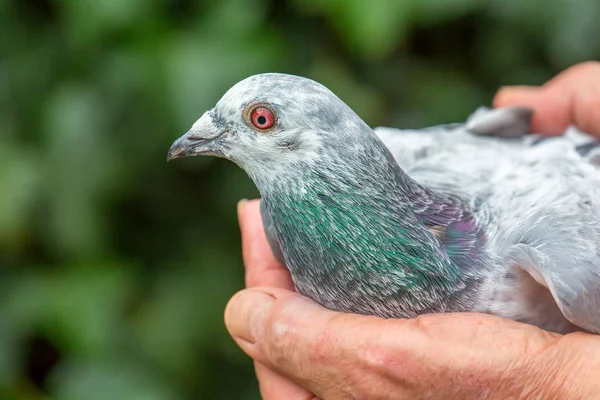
[1,0,599,399]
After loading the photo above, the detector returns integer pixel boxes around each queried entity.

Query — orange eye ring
[251,107,275,129]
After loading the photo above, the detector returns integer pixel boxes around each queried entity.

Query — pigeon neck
[260,137,472,307]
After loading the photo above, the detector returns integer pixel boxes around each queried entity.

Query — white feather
[375,111,600,333]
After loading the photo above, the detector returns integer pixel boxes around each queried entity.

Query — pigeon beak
[167,112,222,161]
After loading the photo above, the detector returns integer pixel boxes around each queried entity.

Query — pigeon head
[167,73,372,180]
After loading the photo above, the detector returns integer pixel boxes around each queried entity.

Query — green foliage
[0,0,598,398]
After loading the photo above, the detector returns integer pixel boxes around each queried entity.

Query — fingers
[224,287,375,398]
[238,199,294,290]
[224,287,422,398]
[494,85,568,136]
[238,201,309,397]
[494,61,600,136]
[225,287,565,399]
[254,362,319,400]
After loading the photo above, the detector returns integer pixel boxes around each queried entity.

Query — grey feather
[169,73,600,334]
[260,198,285,265]
[376,110,600,333]
[465,106,533,138]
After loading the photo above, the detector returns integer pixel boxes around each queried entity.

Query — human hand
[226,199,600,400]
[494,61,600,136]
[225,62,600,399]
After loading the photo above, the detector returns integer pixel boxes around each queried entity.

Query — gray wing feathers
[518,247,600,334]
[470,112,600,333]
[374,106,600,333]
[546,255,600,333]
[373,106,534,169]
[494,159,600,333]
[465,106,533,138]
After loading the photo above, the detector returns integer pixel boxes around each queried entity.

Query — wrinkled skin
[225,62,600,400]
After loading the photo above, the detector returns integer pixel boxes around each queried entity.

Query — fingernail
[225,289,275,344]
[237,199,249,215]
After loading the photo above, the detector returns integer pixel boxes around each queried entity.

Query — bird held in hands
[168,73,600,334]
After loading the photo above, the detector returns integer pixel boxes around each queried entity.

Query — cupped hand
[225,62,600,399]
[226,200,600,400]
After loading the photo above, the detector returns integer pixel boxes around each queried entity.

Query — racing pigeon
[167,73,600,334]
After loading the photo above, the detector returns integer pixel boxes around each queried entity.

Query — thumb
[224,287,399,397]
[224,287,354,377]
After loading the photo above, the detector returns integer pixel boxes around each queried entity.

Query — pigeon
[168,73,600,334]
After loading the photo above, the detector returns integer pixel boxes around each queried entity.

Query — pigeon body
[168,73,600,334]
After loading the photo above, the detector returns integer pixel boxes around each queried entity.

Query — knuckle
[351,339,404,399]
[244,272,261,287]
[409,313,437,331]
[357,340,395,373]
[263,301,299,368]
[573,89,600,135]
[571,60,600,75]
[308,313,340,365]
[353,319,412,377]
[262,299,344,389]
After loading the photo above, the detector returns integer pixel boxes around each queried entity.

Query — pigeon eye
[251,107,275,130]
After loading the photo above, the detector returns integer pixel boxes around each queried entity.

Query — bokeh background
[1,0,599,399]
